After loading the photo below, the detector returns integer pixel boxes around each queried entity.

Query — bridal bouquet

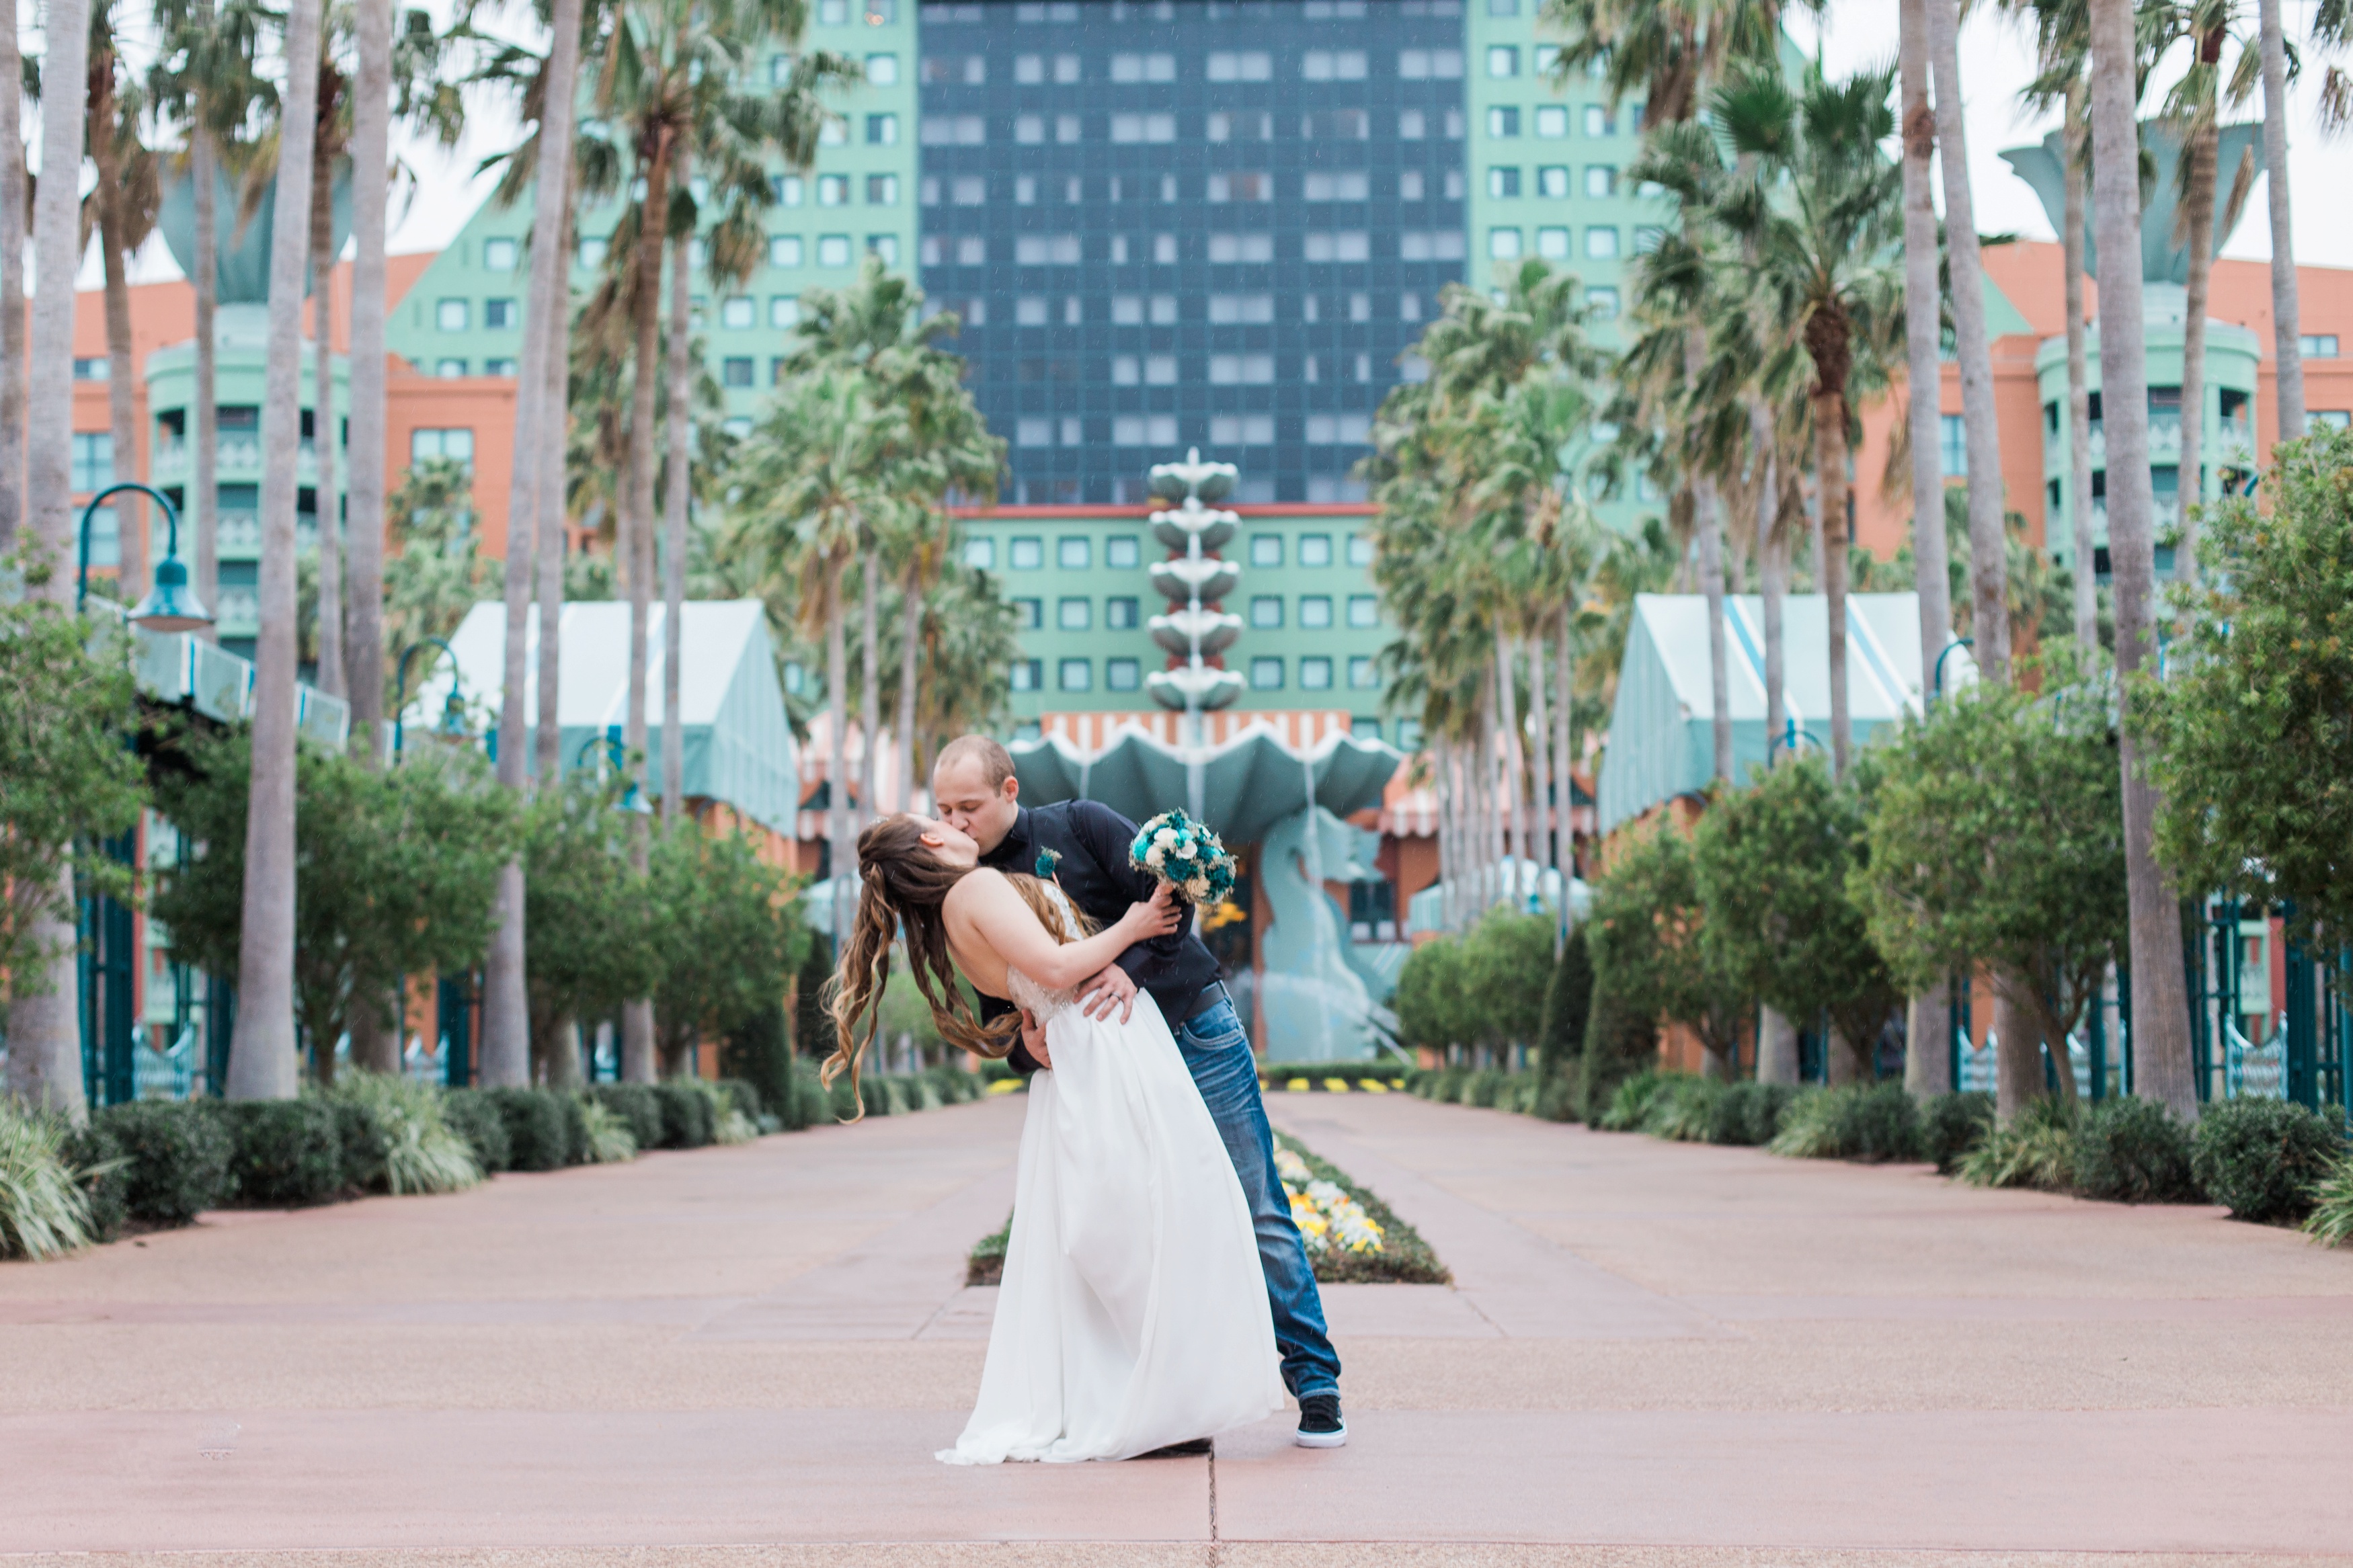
[1128,807,1237,909]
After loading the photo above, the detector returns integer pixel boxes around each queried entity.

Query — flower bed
[1273,1130,1450,1285]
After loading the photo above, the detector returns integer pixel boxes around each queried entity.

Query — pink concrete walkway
[2,1091,2349,1567]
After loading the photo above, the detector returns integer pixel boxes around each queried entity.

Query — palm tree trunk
[2064,79,2098,653]
[661,222,692,823]
[2090,0,2198,1121]
[335,0,394,1075]
[227,0,323,1102]
[1899,0,1956,674]
[308,139,342,695]
[1695,475,1732,782]
[1553,618,1574,891]
[2256,0,2305,441]
[2177,114,2216,582]
[1492,628,1525,880]
[192,56,220,643]
[0,13,24,553]
[1757,1004,1799,1085]
[99,182,145,600]
[861,546,881,824]
[1526,628,1554,914]
[1478,687,1501,909]
[1752,408,1787,762]
[531,0,582,792]
[1927,0,2011,686]
[7,0,93,1119]
[826,556,851,949]
[1814,380,1853,776]
[896,557,924,814]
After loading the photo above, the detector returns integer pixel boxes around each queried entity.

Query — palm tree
[345,0,394,778]
[87,4,159,602]
[305,10,350,697]
[1925,0,2014,686]
[2088,0,2198,1120]
[1713,63,1904,778]
[0,15,24,556]
[1897,0,1957,670]
[2256,0,2305,438]
[479,0,588,1088]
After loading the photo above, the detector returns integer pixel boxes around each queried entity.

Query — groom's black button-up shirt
[978,800,1224,1071]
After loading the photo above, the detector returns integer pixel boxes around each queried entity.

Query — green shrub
[91,1100,234,1226]
[652,1081,716,1149]
[325,1073,481,1194]
[1645,1075,1720,1143]
[1843,1083,1923,1163]
[1579,976,1657,1128]
[718,1076,763,1122]
[557,1092,590,1165]
[0,1101,104,1258]
[575,1098,639,1163]
[719,1005,793,1133]
[1707,1081,1761,1145]
[1464,1068,1509,1108]
[1765,1088,1843,1158]
[1429,1065,1471,1104]
[1600,1070,1665,1132]
[441,1089,512,1174]
[828,1071,863,1122]
[1531,1073,1580,1123]
[1956,1096,2077,1191]
[325,1096,390,1194]
[1536,927,1593,1083]
[65,1117,129,1242]
[224,1100,346,1206]
[2192,1097,2340,1223]
[783,1057,830,1129]
[486,1086,571,1172]
[2071,1097,2199,1204]
[1921,1092,1994,1175]
[589,1084,664,1151]
[2303,1155,2353,1247]
[1741,1082,1798,1146]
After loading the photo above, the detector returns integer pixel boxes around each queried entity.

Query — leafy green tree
[151,731,518,1084]
[1694,757,1901,1081]
[1460,909,1558,1055]
[647,823,803,1078]
[2139,426,2353,975]
[1854,659,2126,1116]
[1589,821,1747,1075]
[381,456,493,701]
[0,580,145,1114]
[1393,935,1468,1057]
[1536,925,1593,1083]
[521,777,660,1083]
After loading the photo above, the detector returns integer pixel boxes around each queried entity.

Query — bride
[826,813,1287,1463]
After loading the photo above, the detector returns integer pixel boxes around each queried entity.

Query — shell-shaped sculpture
[1148,662,1246,712]
[1152,511,1236,552]
[1148,447,1238,505]
[1150,558,1240,605]
[1150,607,1242,657]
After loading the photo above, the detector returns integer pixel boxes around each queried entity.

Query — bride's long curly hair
[822,814,1090,1118]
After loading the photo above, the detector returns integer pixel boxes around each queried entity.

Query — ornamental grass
[324,1071,483,1195]
[0,1101,104,1260]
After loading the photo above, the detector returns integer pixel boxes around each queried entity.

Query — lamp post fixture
[393,638,467,762]
[1932,637,1977,700]
[1143,449,1246,822]
[576,727,654,815]
[77,482,212,632]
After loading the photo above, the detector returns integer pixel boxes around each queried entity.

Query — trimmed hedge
[654,1081,715,1148]
[486,1086,573,1172]
[64,1118,129,1243]
[442,1088,513,1175]
[2192,1098,2340,1223]
[91,1100,234,1227]
[223,1100,346,1206]
[590,1084,665,1151]
[2072,1096,2200,1204]
[327,1098,390,1194]
[1921,1092,1994,1175]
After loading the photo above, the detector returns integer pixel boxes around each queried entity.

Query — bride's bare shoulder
[945,866,1010,909]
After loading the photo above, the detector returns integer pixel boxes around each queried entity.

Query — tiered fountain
[1143,450,1246,820]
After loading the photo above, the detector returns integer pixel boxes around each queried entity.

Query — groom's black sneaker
[1294,1392,1347,1448]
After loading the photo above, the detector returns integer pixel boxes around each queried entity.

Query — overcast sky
[66,0,2353,290]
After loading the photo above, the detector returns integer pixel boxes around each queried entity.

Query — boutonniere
[1033,847,1061,879]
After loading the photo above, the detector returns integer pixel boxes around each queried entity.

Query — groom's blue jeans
[1168,996,1343,1401]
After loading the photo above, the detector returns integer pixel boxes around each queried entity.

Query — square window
[1348,655,1378,689]
[1151,295,1179,324]
[1057,596,1091,630]
[1347,594,1378,628]
[1584,105,1613,137]
[957,236,986,265]
[1012,597,1043,629]
[868,234,898,265]
[1105,595,1139,628]
[1058,658,1092,692]
[1538,165,1570,199]
[1486,45,1519,77]
[1016,417,1053,448]
[1300,656,1334,690]
[1017,296,1049,325]
[1250,656,1284,690]
[867,114,898,147]
[867,173,899,204]
[483,237,519,271]
[1249,534,1283,567]
[1106,537,1141,570]
[1111,355,1140,386]
[1111,294,1143,324]
[964,537,996,570]
[1585,226,1620,258]
[770,296,800,329]
[484,357,518,376]
[1058,536,1090,569]
[1536,105,1569,139]
[69,431,112,491]
[2301,333,2340,358]
[1585,285,1620,318]
[411,427,475,463]
[1106,657,1141,692]
[436,358,469,377]
[1399,108,1427,140]
[1347,536,1375,568]
[1538,226,1571,260]
[1010,658,1042,692]
[721,296,756,329]
[770,235,803,267]
[819,235,852,267]
[1489,166,1522,200]
[819,118,848,147]
[1585,165,1618,198]
[772,175,805,206]
[864,52,898,84]
[436,298,469,331]
[1062,416,1082,447]
[1487,106,1521,138]
[1489,226,1523,259]
[1299,534,1332,567]
[819,174,850,206]
[1009,537,1044,570]
[722,357,754,387]
[820,0,847,19]
[483,297,518,329]
[1146,355,1177,384]
[1249,595,1283,628]
[952,175,986,206]
[1300,595,1334,628]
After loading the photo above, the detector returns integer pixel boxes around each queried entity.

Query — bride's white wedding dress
[939,889,1284,1464]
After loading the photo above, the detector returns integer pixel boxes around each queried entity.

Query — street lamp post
[77,482,212,632]
[393,638,467,761]
[1932,637,1977,700]
[576,727,654,815]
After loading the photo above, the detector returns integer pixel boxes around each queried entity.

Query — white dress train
[939,895,1284,1464]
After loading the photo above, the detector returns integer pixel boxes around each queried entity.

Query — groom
[931,734,1347,1448]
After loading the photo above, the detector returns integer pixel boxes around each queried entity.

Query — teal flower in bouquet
[1128,808,1238,907]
